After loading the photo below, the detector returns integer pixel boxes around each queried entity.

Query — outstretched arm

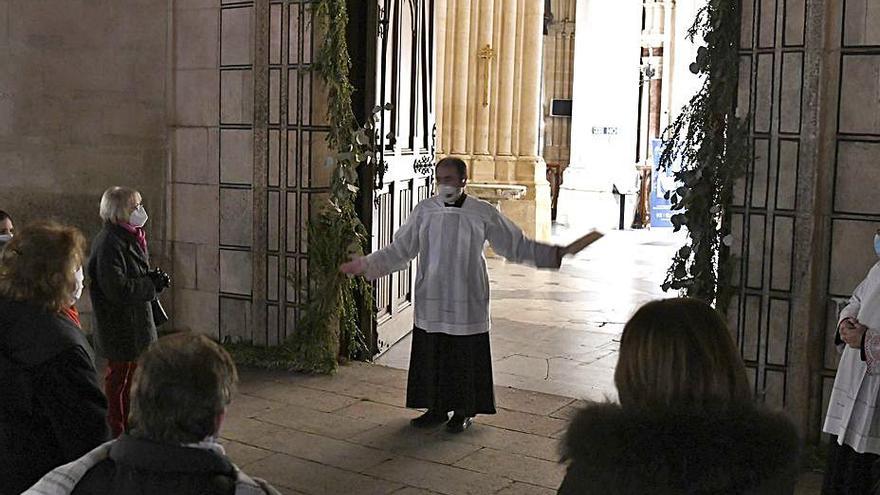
[486,211,561,269]
[341,208,422,280]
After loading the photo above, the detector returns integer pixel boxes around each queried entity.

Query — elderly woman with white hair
[88,186,170,438]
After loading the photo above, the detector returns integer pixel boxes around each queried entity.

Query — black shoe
[446,413,474,433]
[410,409,449,428]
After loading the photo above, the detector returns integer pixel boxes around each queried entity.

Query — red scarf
[62,306,81,328]
[118,222,148,256]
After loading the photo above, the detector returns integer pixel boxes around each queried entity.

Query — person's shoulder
[414,196,443,214]
[460,196,500,220]
[71,458,116,495]
[866,260,880,278]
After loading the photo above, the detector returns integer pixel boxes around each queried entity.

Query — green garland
[227,0,374,372]
[659,0,748,312]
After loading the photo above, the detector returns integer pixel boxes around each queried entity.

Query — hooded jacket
[558,402,801,494]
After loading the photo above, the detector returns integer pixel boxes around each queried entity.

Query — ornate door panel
[371,0,436,353]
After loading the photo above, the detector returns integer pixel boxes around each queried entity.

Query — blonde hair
[0,221,86,313]
[100,186,141,224]
[614,298,752,411]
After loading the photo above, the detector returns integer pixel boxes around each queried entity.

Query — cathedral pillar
[434,0,550,240]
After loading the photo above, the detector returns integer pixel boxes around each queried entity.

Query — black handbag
[151,299,169,327]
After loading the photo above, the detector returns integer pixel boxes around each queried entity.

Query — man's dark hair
[129,333,238,444]
[0,210,12,223]
[436,157,468,180]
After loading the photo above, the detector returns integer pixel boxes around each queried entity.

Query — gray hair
[99,187,140,224]
[129,333,238,444]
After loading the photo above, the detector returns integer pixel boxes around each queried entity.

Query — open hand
[340,256,367,276]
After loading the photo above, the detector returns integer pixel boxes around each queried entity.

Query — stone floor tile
[453,448,565,489]
[336,399,421,425]
[244,382,362,413]
[221,417,285,444]
[475,408,569,438]
[245,453,402,495]
[389,488,444,495]
[221,439,275,467]
[548,400,589,421]
[254,403,382,440]
[250,428,392,472]
[349,422,483,465]
[495,483,557,495]
[365,457,512,495]
[447,424,561,462]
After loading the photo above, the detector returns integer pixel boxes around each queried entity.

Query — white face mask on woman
[129,204,149,228]
[69,266,84,306]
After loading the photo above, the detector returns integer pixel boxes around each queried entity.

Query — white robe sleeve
[486,210,560,269]
[837,272,871,353]
[864,328,880,375]
[362,207,421,281]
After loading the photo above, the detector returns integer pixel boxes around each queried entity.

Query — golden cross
[478,44,495,107]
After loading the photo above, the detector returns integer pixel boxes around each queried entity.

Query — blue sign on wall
[650,139,680,228]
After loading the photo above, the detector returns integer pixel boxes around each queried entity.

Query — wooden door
[354,0,436,354]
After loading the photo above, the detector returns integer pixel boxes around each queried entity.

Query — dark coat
[72,434,237,495]
[0,298,109,495]
[87,223,157,362]
[558,402,801,495]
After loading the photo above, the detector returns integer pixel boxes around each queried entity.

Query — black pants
[405,327,496,417]
[823,436,880,494]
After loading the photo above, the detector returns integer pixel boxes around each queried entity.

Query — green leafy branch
[659,0,749,312]
[226,0,377,372]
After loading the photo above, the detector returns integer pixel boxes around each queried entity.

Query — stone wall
[168,0,223,338]
[732,0,880,440]
[168,0,335,346]
[0,0,170,331]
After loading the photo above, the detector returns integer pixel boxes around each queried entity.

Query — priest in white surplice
[341,157,567,433]
[823,228,880,492]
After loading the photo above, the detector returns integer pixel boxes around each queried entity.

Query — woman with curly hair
[0,221,109,494]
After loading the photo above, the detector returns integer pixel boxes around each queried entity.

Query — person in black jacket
[558,298,801,494]
[88,186,170,437]
[0,221,109,495]
[26,332,278,495]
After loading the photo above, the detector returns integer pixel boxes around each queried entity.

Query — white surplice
[363,195,560,336]
[823,260,880,454]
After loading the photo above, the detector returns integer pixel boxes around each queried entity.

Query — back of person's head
[129,332,238,444]
[0,221,85,312]
[614,298,751,411]
[436,157,468,181]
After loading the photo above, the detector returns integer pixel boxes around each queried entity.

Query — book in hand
[562,230,604,256]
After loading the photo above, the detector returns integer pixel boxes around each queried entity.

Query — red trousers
[104,361,137,438]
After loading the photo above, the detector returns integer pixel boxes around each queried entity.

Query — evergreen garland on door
[659,0,748,313]
[226,0,376,373]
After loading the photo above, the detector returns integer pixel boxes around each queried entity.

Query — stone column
[559,0,642,230]
[435,0,550,240]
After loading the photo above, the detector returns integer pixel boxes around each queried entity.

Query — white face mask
[874,234,880,258]
[129,204,149,227]
[70,266,84,306]
[437,184,464,203]
[0,233,11,245]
